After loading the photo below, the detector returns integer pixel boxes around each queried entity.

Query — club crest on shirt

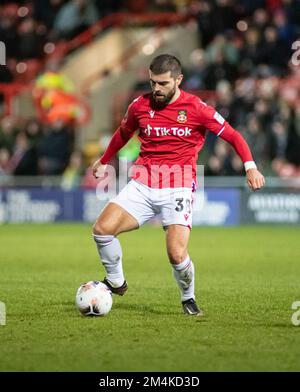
[177,110,187,123]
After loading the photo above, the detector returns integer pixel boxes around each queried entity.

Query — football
[75,281,113,316]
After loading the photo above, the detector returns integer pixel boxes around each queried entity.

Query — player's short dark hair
[149,54,182,78]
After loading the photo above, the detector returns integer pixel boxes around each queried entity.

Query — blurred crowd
[0,0,300,182]
[0,116,74,175]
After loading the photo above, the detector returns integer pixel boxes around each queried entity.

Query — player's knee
[92,220,114,236]
[168,248,186,264]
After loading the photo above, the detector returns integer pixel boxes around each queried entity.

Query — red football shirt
[100,90,254,188]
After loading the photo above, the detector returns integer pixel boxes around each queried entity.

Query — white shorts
[110,180,194,228]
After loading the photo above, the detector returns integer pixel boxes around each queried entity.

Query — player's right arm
[92,100,139,178]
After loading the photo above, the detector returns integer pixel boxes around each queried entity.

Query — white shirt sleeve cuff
[244,161,257,171]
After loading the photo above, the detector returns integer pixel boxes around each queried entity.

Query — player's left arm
[199,102,265,191]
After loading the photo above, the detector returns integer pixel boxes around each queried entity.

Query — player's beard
[153,85,177,107]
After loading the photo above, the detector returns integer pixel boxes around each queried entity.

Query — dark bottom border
[0,372,298,390]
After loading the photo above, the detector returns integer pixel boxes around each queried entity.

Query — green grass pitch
[0,224,300,371]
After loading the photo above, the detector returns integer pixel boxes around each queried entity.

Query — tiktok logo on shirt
[144,124,192,137]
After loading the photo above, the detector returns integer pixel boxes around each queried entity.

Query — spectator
[269,119,300,166]
[211,0,238,35]
[132,66,151,93]
[0,63,13,83]
[244,113,267,167]
[34,0,64,29]
[24,118,43,147]
[0,6,19,58]
[253,98,273,131]
[0,116,19,154]
[37,120,72,174]
[239,27,263,75]
[61,150,83,190]
[17,17,45,60]
[194,0,215,48]
[205,50,237,89]
[215,80,236,123]
[273,9,296,47]
[252,8,270,35]
[205,154,223,176]
[206,35,239,66]
[10,132,38,175]
[259,26,290,75]
[94,0,123,16]
[183,49,209,90]
[35,60,75,92]
[0,147,11,176]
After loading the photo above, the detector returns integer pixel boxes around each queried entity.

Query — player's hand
[92,158,107,179]
[246,168,265,191]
